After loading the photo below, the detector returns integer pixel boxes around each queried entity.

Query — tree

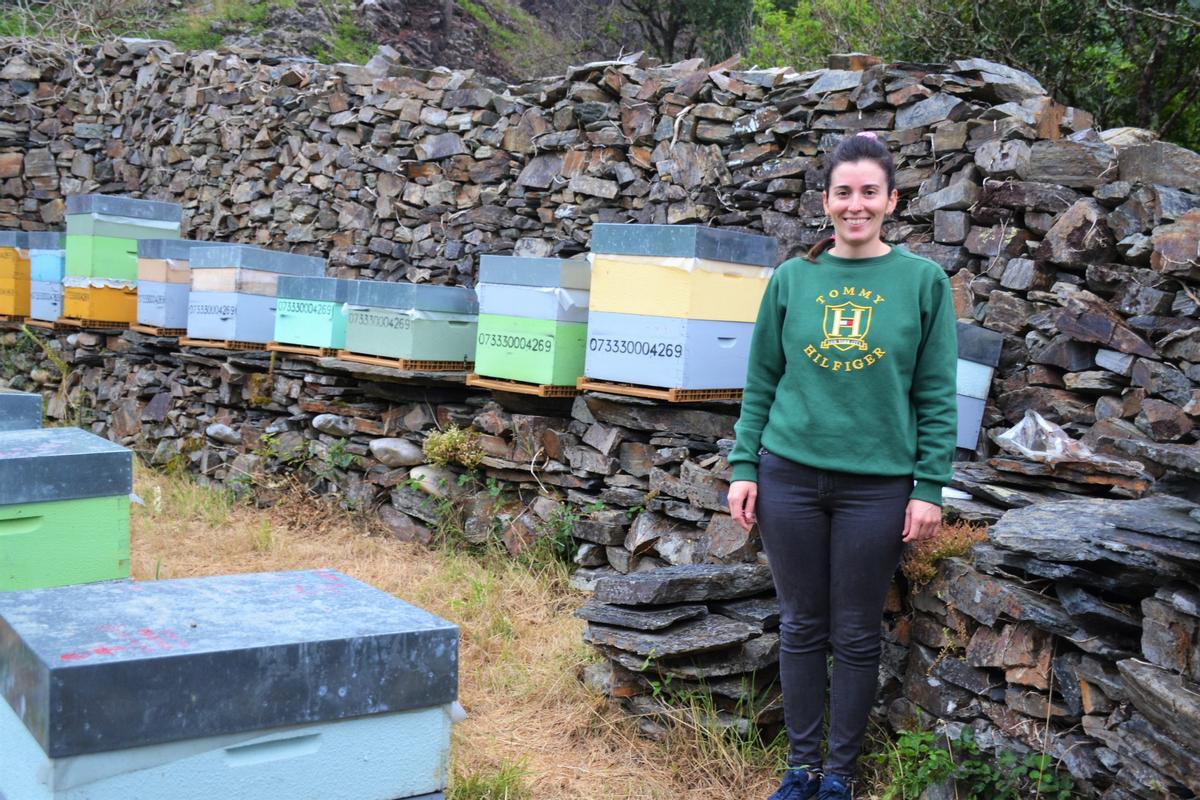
[615,0,752,63]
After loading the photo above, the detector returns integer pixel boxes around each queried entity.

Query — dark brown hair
[804,133,897,261]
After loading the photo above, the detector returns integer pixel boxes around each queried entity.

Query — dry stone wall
[2,39,1199,799]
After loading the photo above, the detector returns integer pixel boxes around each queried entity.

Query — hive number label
[588,337,683,358]
[280,300,334,317]
[351,310,412,330]
[478,331,553,353]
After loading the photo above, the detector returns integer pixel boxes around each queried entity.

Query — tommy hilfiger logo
[805,285,887,372]
[821,302,871,351]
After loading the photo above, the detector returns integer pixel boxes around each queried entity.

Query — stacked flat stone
[0,231,29,319]
[585,224,779,390]
[136,240,238,331]
[64,195,182,324]
[27,232,64,324]
[187,245,324,343]
[0,569,458,800]
[0,427,131,591]
[474,255,590,386]
[343,281,477,362]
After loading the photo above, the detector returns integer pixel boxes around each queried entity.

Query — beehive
[27,232,64,323]
[0,570,458,800]
[584,224,778,390]
[343,281,477,362]
[273,276,354,350]
[0,427,131,592]
[187,246,324,343]
[0,389,41,431]
[473,255,590,386]
[137,240,239,330]
[0,231,30,318]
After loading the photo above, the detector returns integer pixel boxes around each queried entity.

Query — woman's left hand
[902,499,941,543]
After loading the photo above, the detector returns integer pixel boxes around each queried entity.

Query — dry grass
[900,520,990,587]
[130,464,784,799]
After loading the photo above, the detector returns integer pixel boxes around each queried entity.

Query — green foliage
[423,424,486,469]
[316,0,374,64]
[747,0,883,70]
[447,760,531,800]
[871,729,1078,800]
[148,0,294,52]
[617,0,753,62]
[457,0,567,78]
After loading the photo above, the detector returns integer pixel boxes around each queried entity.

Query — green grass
[456,0,570,78]
[145,0,297,52]
[447,760,531,800]
[315,0,375,64]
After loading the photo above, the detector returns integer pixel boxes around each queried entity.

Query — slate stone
[1131,359,1194,407]
[906,181,979,216]
[413,132,467,161]
[1055,289,1156,357]
[583,397,736,440]
[1140,597,1200,680]
[574,601,708,631]
[1019,140,1118,189]
[1134,399,1194,442]
[951,58,1046,101]
[981,180,1080,213]
[592,564,774,605]
[1117,659,1200,755]
[989,496,1200,579]
[1118,141,1200,193]
[1056,584,1142,634]
[583,614,758,658]
[803,70,863,96]
[895,93,969,128]
[312,413,355,436]
[710,596,779,630]
[1036,199,1118,268]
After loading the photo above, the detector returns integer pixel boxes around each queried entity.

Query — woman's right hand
[727,480,758,532]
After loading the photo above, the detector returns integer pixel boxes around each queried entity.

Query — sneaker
[767,767,820,800]
[817,774,852,800]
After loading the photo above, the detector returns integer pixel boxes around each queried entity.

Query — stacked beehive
[473,255,591,386]
[64,195,182,325]
[273,275,356,351]
[187,245,324,344]
[585,224,779,391]
[0,570,458,800]
[343,281,478,364]
[0,426,131,592]
[0,232,29,320]
[27,233,65,324]
[137,240,237,333]
[0,389,41,432]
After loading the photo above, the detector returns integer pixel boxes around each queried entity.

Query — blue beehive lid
[349,280,477,314]
[0,569,460,757]
[0,390,41,431]
[137,240,240,260]
[64,194,183,223]
[590,224,780,268]
[191,245,325,276]
[277,276,353,303]
[0,428,132,505]
[478,255,591,289]
[26,232,63,250]
[0,232,29,248]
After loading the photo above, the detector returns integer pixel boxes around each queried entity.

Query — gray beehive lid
[0,389,41,431]
[0,231,29,248]
[478,255,591,289]
[26,232,64,250]
[0,569,460,757]
[957,322,1005,366]
[277,275,352,303]
[137,239,239,260]
[64,194,183,223]
[349,280,478,314]
[190,245,325,276]
[0,428,132,505]
[590,223,780,268]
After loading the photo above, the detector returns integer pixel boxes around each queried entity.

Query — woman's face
[822,159,898,252]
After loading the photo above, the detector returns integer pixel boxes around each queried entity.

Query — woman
[727,132,958,800]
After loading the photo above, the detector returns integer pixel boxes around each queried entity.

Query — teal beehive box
[0,428,131,591]
[0,389,41,431]
[474,255,591,386]
[343,281,477,363]
[274,276,354,350]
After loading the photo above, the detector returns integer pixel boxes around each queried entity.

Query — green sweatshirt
[728,246,958,506]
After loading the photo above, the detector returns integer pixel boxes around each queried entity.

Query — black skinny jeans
[755,449,910,777]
